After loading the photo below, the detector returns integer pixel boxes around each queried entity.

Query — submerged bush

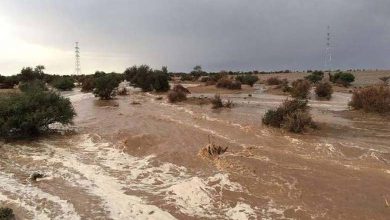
[81,77,95,92]
[290,79,311,99]
[235,75,259,87]
[216,78,241,90]
[305,71,324,83]
[51,77,75,91]
[330,72,355,87]
[211,94,234,109]
[265,77,283,85]
[0,207,15,220]
[93,74,120,100]
[349,86,390,113]
[0,89,76,138]
[315,82,333,100]
[167,90,187,103]
[125,65,170,92]
[262,99,314,133]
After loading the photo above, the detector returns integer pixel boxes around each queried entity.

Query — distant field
[257,70,390,87]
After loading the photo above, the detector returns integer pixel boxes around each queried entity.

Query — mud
[1,85,389,219]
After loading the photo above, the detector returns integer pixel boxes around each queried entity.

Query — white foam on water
[226,202,257,220]
[34,142,176,220]
[0,172,80,220]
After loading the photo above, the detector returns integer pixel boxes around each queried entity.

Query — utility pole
[325,26,332,72]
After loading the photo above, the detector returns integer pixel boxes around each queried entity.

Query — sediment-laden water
[1,86,389,219]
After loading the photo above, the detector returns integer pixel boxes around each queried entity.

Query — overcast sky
[0,0,389,75]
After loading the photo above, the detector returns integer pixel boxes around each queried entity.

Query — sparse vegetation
[173,84,190,94]
[315,82,333,100]
[330,71,355,87]
[0,87,76,138]
[216,78,241,90]
[81,77,95,92]
[235,75,258,87]
[0,207,15,220]
[305,71,324,83]
[349,86,390,113]
[290,79,311,99]
[262,99,314,133]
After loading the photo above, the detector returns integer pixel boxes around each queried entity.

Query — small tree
[81,77,95,92]
[305,71,324,83]
[0,88,76,138]
[93,74,120,99]
[290,79,311,99]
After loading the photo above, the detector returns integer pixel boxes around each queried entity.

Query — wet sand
[1,82,390,219]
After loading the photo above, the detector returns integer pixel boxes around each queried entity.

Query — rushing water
[1,87,389,219]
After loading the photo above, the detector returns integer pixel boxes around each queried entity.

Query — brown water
[1,86,389,219]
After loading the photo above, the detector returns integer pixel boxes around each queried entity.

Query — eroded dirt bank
[1,86,390,219]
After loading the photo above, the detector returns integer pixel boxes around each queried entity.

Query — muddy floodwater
[1,85,390,219]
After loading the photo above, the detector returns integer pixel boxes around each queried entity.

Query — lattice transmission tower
[325,26,332,72]
[75,42,81,75]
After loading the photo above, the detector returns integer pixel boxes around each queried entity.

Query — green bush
[19,80,47,93]
[305,71,324,83]
[235,75,259,87]
[0,89,76,138]
[0,207,14,220]
[349,86,390,113]
[330,72,355,86]
[125,65,170,92]
[315,82,333,100]
[51,77,75,91]
[180,74,194,81]
[290,79,311,99]
[262,99,314,133]
[93,74,120,100]
[81,77,95,92]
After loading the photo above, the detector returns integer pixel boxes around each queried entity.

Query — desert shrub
[266,77,283,85]
[235,75,259,87]
[51,77,75,91]
[330,72,355,86]
[290,79,311,99]
[315,82,333,100]
[0,89,76,138]
[349,86,390,113]
[167,90,187,103]
[379,76,390,86]
[125,65,170,92]
[211,94,233,109]
[216,78,241,90]
[262,99,313,133]
[305,71,324,83]
[117,87,128,96]
[173,84,190,94]
[93,74,120,100]
[211,94,223,109]
[0,207,14,219]
[180,74,194,81]
[19,80,47,92]
[81,77,95,92]
[281,79,291,92]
